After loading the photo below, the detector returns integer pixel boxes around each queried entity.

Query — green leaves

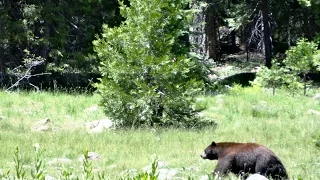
[298,0,312,6]
[253,39,320,96]
[31,144,46,180]
[94,0,204,127]
[129,158,159,180]
[284,38,320,73]
[14,146,26,180]
[252,62,292,95]
[284,38,320,95]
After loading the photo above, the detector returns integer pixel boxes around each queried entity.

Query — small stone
[31,118,56,132]
[85,106,99,112]
[85,119,114,133]
[199,175,210,180]
[313,93,320,100]
[307,109,320,116]
[45,175,56,180]
[246,174,269,180]
[143,161,168,172]
[78,152,101,161]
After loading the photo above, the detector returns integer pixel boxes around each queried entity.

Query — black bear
[200,141,288,179]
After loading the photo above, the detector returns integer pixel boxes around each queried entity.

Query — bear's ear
[211,141,216,146]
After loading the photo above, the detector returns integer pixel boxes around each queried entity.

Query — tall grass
[0,88,319,179]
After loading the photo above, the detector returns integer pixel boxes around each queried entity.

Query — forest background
[0,0,320,179]
[1,0,320,90]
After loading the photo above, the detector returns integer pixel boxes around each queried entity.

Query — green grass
[0,88,319,179]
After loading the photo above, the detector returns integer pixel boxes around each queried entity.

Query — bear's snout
[200,152,207,159]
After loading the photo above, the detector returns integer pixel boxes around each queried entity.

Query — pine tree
[93,0,205,127]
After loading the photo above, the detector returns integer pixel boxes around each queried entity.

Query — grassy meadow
[0,87,319,179]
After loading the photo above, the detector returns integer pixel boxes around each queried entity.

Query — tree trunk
[189,1,207,60]
[231,30,237,53]
[0,48,4,85]
[205,2,218,60]
[261,0,272,68]
[287,21,291,49]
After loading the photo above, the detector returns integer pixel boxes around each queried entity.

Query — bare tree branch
[6,61,51,92]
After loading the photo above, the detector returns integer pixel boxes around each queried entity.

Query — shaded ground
[209,52,265,87]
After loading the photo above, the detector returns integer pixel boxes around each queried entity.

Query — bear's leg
[254,160,268,177]
[255,157,288,180]
[213,159,232,178]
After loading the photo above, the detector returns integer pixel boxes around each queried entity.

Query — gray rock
[142,161,168,172]
[307,109,320,116]
[313,93,320,100]
[199,175,210,180]
[85,106,99,112]
[34,118,51,125]
[45,175,56,180]
[157,168,179,180]
[85,119,114,133]
[78,151,101,161]
[121,168,138,178]
[246,174,269,180]
[142,161,180,180]
[31,118,57,132]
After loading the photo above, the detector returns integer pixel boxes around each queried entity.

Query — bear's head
[200,141,219,160]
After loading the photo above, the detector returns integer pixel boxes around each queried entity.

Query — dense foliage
[252,61,303,96]
[0,0,121,74]
[1,0,320,90]
[253,39,320,95]
[94,0,205,127]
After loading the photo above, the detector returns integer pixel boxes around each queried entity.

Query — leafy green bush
[283,38,320,95]
[251,61,301,95]
[252,39,320,96]
[93,0,205,127]
[284,39,320,73]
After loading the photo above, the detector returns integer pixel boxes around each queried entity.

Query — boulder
[85,119,114,133]
[31,118,57,132]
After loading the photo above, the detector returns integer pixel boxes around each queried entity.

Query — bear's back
[216,142,276,159]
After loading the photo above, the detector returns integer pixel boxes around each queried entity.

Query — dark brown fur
[200,141,288,179]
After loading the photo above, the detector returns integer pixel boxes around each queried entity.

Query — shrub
[93,0,205,128]
[283,38,320,95]
[252,39,320,96]
[251,61,301,95]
